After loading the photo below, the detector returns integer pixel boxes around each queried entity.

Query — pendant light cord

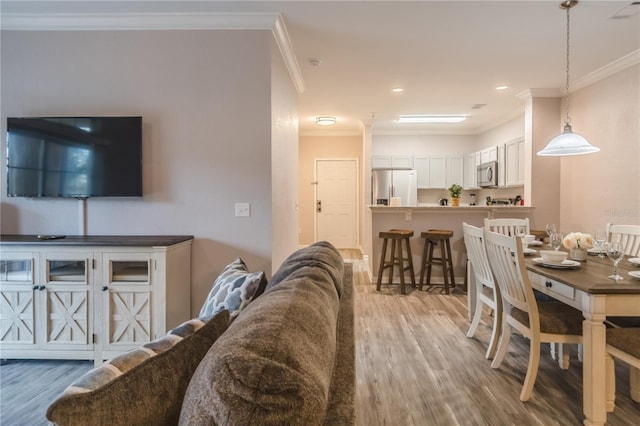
[564,3,571,126]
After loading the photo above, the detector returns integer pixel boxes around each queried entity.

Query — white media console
[0,235,193,365]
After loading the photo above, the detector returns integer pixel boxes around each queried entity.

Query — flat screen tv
[6,116,142,198]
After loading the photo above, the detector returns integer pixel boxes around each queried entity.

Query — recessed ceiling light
[397,115,467,123]
[315,116,336,126]
[496,85,509,91]
[392,87,404,93]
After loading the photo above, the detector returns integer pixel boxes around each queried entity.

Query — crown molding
[572,48,640,91]
[1,11,305,93]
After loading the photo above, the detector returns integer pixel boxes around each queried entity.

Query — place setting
[531,232,581,269]
[628,256,640,281]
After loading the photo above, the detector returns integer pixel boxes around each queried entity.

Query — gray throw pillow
[199,258,267,319]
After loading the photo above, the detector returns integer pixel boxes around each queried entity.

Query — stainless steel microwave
[477,161,498,187]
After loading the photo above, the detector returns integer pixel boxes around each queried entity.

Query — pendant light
[537,1,600,156]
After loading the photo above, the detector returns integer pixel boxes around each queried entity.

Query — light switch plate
[235,202,250,217]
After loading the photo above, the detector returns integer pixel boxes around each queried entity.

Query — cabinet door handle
[102,286,108,291]
[32,285,39,291]
[545,281,552,288]
[38,285,46,291]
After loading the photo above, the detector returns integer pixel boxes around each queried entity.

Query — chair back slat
[483,229,536,319]
[462,223,495,290]
[484,218,530,237]
[606,223,640,257]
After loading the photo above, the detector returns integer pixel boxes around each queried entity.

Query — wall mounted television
[6,116,142,198]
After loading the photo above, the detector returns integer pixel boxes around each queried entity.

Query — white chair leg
[557,343,571,369]
[491,320,511,369]
[521,336,541,402]
[466,295,483,338]
[549,342,557,360]
[486,304,501,360]
[631,366,640,403]
[606,353,616,412]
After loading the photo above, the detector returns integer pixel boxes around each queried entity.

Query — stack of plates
[532,258,581,269]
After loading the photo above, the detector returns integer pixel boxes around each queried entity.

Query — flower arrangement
[563,232,594,250]
[448,183,463,198]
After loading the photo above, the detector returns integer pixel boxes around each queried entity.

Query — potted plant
[448,183,463,207]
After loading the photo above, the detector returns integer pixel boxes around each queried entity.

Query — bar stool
[419,229,456,294]
[376,229,416,295]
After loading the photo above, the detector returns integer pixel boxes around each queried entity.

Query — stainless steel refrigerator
[371,169,418,206]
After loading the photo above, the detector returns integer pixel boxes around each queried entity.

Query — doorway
[315,159,358,248]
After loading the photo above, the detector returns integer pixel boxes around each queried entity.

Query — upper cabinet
[446,156,464,188]
[414,156,429,189]
[480,146,498,164]
[504,138,525,187]
[372,155,413,169]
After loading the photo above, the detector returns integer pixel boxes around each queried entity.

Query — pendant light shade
[537,123,600,156]
[537,1,600,157]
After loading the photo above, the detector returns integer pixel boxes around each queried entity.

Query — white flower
[563,232,594,249]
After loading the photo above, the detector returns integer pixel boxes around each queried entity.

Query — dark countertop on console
[0,235,194,247]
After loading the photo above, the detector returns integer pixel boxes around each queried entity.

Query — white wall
[372,134,476,156]
[270,40,300,270]
[0,29,296,316]
[476,116,524,150]
[559,64,640,233]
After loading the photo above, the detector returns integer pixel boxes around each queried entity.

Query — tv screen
[6,116,142,197]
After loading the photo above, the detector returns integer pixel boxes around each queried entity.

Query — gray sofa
[47,241,355,425]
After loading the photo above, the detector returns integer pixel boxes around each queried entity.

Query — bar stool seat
[419,229,456,294]
[376,229,416,294]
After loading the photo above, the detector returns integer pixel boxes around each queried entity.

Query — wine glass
[545,224,556,247]
[551,232,564,251]
[607,241,625,281]
[594,230,606,258]
[515,225,526,238]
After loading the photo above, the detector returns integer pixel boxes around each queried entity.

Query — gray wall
[1,29,299,315]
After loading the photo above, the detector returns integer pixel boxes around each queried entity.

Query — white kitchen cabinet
[498,144,506,187]
[480,146,498,164]
[372,155,413,169]
[428,156,447,189]
[413,156,429,188]
[446,155,464,188]
[505,138,525,186]
[0,236,192,365]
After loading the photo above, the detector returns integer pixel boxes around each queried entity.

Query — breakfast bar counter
[369,205,535,287]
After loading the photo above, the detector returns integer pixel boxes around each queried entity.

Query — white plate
[532,258,581,269]
[528,241,543,246]
[628,271,640,280]
[523,248,537,255]
[629,258,640,266]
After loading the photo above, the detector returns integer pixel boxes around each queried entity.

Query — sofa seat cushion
[180,242,344,425]
[46,310,230,426]
[199,258,267,319]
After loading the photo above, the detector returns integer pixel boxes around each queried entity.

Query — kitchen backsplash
[417,187,525,205]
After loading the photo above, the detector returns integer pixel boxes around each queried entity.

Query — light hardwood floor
[1,250,638,425]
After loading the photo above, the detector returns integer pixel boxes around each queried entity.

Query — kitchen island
[369,205,535,289]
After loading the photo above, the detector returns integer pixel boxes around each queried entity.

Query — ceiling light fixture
[397,115,467,124]
[392,87,404,93]
[315,116,336,126]
[538,1,600,157]
[495,85,509,91]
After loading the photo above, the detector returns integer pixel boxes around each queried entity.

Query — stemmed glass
[594,230,606,258]
[551,232,564,251]
[546,224,556,247]
[607,241,625,281]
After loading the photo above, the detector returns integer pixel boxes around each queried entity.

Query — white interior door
[315,159,358,248]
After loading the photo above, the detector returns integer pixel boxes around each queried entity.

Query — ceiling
[2,1,639,135]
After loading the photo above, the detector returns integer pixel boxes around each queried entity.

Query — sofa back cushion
[179,242,344,425]
[46,310,230,426]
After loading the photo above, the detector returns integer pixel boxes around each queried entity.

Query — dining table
[524,249,640,426]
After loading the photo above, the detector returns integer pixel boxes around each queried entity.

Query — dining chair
[606,223,640,257]
[484,217,530,237]
[462,222,501,359]
[484,229,584,402]
[605,327,640,412]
